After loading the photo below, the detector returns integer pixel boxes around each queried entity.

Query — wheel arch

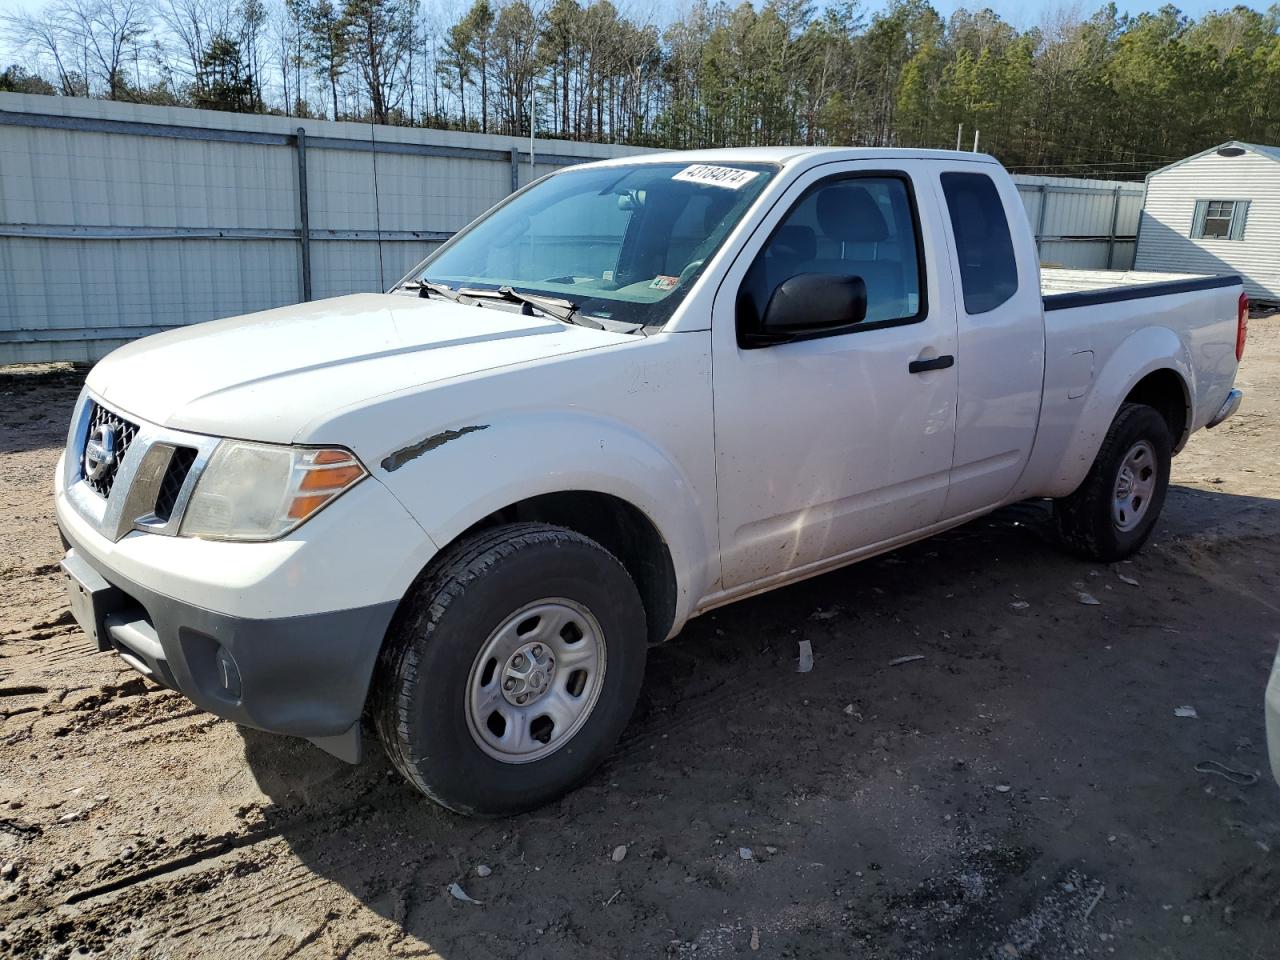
[453,490,679,645]
[1123,367,1191,452]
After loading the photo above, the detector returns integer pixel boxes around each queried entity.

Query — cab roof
[585,145,1003,170]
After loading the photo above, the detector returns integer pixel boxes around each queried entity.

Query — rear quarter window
[941,172,1018,314]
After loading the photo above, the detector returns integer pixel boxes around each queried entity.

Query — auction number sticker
[672,164,759,189]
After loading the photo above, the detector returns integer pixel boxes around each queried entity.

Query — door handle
[908,355,955,374]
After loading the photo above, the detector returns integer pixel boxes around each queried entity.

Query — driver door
[711,161,961,590]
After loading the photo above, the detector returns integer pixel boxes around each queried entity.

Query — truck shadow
[239,483,1280,958]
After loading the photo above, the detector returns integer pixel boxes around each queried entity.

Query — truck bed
[1041,268,1241,310]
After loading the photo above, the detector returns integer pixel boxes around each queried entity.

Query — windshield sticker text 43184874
[672,165,760,190]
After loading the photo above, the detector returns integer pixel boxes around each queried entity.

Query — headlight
[179,441,366,541]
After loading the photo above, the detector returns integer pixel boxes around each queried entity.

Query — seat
[805,185,909,321]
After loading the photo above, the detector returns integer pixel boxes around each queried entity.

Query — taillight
[1236,291,1249,362]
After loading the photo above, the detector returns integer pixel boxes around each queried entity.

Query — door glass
[739,176,924,329]
[940,172,1018,314]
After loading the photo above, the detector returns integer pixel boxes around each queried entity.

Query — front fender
[371,410,716,631]
[1040,325,1193,499]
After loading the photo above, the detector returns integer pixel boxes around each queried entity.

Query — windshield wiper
[396,279,458,301]
[416,280,463,303]
[457,286,604,329]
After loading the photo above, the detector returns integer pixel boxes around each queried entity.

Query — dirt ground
[2,320,1279,960]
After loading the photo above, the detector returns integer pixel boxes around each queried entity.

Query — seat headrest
[816,186,890,243]
[768,225,817,262]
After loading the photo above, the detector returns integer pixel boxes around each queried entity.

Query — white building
[1134,141,1280,303]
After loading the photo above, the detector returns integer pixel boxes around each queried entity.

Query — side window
[940,172,1018,314]
[738,175,924,333]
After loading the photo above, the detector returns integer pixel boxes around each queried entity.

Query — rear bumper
[58,519,398,761]
[1267,643,1280,787]
[1207,388,1243,428]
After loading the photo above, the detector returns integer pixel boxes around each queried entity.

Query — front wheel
[1054,402,1172,562]
[372,522,647,816]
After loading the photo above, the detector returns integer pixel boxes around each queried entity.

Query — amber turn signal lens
[299,464,364,490]
[284,449,367,524]
[287,494,333,520]
[313,449,353,465]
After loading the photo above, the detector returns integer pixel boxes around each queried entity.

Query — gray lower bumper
[58,522,398,762]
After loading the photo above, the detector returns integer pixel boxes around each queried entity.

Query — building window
[1193,199,1249,240]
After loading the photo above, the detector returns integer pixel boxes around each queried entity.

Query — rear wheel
[1054,402,1172,562]
[372,522,647,816]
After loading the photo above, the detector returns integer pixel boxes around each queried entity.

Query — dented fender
[371,410,715,635]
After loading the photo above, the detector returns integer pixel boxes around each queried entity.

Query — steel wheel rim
[1112,440,1157,532]
[465,598,607,764]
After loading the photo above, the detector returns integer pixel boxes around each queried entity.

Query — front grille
[153,447,197,521]
[82,402,140,498]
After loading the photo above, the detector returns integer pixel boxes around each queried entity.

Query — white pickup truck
[55,148,1248,815]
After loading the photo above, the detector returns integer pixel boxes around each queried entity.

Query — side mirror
[756,274,867,342]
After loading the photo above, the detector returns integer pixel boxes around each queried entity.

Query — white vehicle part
[320,333,721,639]
[709,158,961,589]
[56,451,437,620]
[1015,281,1238,501]
[85,294,634,444]
[930,163,1047,519]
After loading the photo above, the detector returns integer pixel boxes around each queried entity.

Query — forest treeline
[3,0,1279,178]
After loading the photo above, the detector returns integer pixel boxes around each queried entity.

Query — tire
[372,522,647,816]
[1054,402,1172,562]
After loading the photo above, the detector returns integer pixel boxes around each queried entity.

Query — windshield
[398,161,777,329]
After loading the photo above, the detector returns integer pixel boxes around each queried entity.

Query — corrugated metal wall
[0,94,643,364]
[1133,148,1280,301]
[1,95,1145,364]
[1011,174,1143,270]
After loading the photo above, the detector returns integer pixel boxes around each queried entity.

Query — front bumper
[55,446,437,762]
[1267,642,1280,787]
[59,520,398,761]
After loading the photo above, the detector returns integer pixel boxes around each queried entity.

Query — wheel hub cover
[502,642,557,705]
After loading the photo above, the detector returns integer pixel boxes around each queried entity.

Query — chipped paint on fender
[382,425,489,472]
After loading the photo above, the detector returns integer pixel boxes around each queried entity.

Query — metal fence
[1012,174,1144,272]
[0,94,645,364]
[0,95,1144,364]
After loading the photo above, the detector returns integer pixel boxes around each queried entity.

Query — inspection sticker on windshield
[672,164,759,189]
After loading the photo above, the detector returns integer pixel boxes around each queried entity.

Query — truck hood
[87,294,632,443]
